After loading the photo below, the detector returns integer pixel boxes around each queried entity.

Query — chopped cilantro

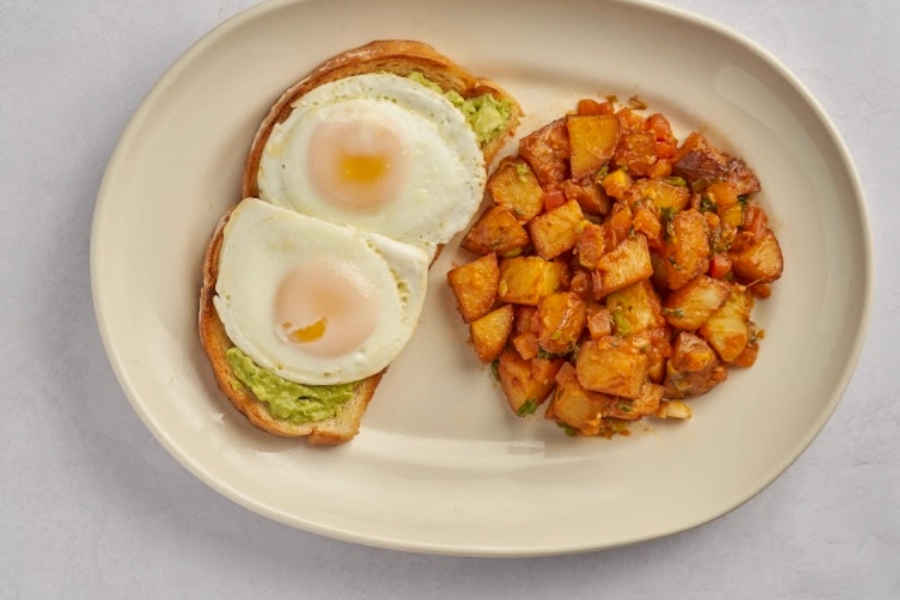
[550,330,563,341]
[699,195,717,213]
[536,348,556,360]
[661,307,685,319]
[737,194,750,206]
[517,397,539,416]
[490,359,500,381]
[617,401,633,414]
[557,422,578,437]
[594,163,610,182]
[666,176,687,187]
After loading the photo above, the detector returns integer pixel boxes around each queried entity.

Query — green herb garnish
[666,176,687,187]
[490,359,501,381]
[699,194,717,213]
[557,422,578,437]
[661,307,685,319]
[517,397,539,416]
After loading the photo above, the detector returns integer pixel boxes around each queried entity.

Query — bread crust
[201,40,520,445]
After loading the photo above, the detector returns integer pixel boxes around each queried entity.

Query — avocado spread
[406,72,514,146]
[225,347,357,423]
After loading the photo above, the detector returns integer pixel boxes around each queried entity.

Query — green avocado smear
[406,71,514,146]
[225,347,357,424]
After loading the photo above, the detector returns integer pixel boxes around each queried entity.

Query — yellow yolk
[341,153,390,184]
[286,318,327,343]
[308,119,408,211]
[273,259,379,359]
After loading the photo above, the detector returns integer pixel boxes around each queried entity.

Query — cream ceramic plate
[91,0,872,555]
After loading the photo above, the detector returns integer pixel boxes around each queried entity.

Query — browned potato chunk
[498,256,563,306]
[498,348,561,416]
[529,200,585,260]
[699,285,754,363]
[563,179,612,216]
[447,253,499,323]
[566,115,621,179]
[604,383,663,420]
[488,159,545,223]
[664,332,728,398]
[663,209,710,290]
[586,304,613,339]
[470,304,514,363]
[594,234,654,297]
[513,332,540,360]
[461,206,530,256]
[673,133,760,195]
[518,119,570,187]
[614,131,656,177]
[605,280,664,336]
[626,179,690,212]
[729,229,784,283]
[548,363,610,435]
[538,292,587,354]
[576,337,650,399]
[514,306,539,336]
[662,275,730,330]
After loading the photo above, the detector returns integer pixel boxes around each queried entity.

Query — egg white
[213,198,429,386]
[257,73,486,259]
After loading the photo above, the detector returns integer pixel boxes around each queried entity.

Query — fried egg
[213,198,429,386]
[257,73,486,259]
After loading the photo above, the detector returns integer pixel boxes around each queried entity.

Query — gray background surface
[1,0,898,598]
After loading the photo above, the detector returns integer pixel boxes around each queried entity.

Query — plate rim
[90,0,874,556]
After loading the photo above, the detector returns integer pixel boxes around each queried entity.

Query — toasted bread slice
[201,41,520,445]
[242,39,522,199]
[198,208,385,445]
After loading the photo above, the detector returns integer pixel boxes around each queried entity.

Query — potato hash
[448,97,784,438]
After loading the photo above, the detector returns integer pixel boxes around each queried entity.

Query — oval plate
[91,0,872,556]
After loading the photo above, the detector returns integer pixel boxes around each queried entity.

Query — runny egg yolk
[308,118,408,211]
[274,258,379,358]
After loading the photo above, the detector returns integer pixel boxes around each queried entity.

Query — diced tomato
[646,159,672,179]
[543,189,567,212]
[709,253,732,279]
[749,282,772,299]
[615,107,647,133]
[577,98,614,116]
[633,205,661,239]
[742,205,768,243]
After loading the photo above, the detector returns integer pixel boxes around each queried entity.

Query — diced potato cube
[729,229,784,283]
[528,200,585,260]
[626,179,690,212]
[461,206,530,256]
[699,285,754,363]
[655,400,693,420]
[576,222,605,269]
[663,332,728,398]
[605,280,664,336]
[518,119,570,187]
[447,253,499,323]
[538,292,587,354]
[586,303,613,339]
[595,234,654,297]
[470,304,514,363]
[566,115,621,179]
[614,131,657,177]
[673,133,760,195]
[512,332,539,360]
[498,348,560,416]
[563,179,611,216]
[604,383,663,420]
[531,356,564,385]
[487,159,545,222]
[663,209,710,290]
[548,362,611,435]
[576,337,649,399]
[498,256,562,306]
[662,275,730,330]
